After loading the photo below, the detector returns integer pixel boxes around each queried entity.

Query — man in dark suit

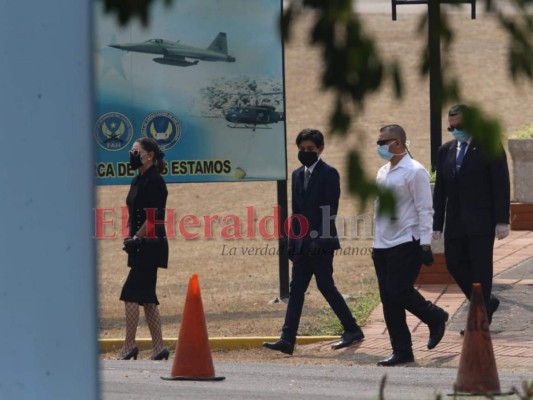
[263,129,364,355]
[433,104,510,334]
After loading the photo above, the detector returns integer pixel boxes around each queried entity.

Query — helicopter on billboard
[222,81,283,131]
[224,101,283,131]
[198,79,284,131]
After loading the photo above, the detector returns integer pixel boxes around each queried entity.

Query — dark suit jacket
[433,139,510,238]
[289,159,341,254]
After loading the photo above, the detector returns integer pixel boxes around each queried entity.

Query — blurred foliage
[513,380,533,400]
[282,0,401,215]
[462,106,505,154]
[376,379,533,399]
[378,375,387,400]
[426,166,437,184]
[498,0,533,81]
[510,123,533,138]
[347,150,395,215]
[103,0,171,27]
[416,10,461,103]
[103,0,533,216]
[375,377,533,399]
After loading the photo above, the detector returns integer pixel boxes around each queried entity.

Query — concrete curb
[99,336,339,353]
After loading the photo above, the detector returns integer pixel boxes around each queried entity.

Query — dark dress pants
[372,240,440,355]
[281,253,357,343]
[444,233,495,309]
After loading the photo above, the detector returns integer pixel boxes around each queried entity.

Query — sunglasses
[447,125,464,132]
[376,138,398,146]
[129,149,145,156]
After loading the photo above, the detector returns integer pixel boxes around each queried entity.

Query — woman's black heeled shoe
[118,347,139,360]
[151,348,169,361]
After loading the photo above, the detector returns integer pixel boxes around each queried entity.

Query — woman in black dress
[118,137,170,360]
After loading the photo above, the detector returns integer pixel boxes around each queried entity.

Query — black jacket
[289,159,341,254]
[126,166,169,268]
[433,139,510,238]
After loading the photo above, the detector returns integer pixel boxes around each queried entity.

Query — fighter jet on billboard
[109,32,236,67]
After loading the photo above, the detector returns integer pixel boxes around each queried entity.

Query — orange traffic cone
[161,274,225,381]
[454,283,511,396]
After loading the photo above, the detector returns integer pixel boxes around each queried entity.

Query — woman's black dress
[120,166,169,305]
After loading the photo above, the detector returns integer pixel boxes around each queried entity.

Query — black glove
[421,245,434,267]
[123,236,142,255]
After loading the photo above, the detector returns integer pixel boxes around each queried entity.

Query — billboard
[94,0,286,185]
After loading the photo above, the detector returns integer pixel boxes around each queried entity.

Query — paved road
[101,360,529,400]
[447,257,533,338]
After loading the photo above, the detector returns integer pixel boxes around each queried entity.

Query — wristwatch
[421,244,431,251]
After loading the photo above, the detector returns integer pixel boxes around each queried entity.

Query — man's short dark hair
[448,104,468,117]
[296,129,325,148]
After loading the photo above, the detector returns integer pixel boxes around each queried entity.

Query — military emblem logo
[141,111,181,151]
[94,112,133,151]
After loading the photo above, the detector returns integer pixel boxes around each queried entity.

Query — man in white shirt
[372,124,448,366]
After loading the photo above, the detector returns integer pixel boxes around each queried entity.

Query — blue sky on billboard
[94,0,287,185]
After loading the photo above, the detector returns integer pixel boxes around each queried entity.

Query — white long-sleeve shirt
[373,155,433,249]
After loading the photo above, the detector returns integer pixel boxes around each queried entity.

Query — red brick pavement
[300,231,533,371]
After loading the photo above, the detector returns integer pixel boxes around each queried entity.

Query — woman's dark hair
[137,137,167,174]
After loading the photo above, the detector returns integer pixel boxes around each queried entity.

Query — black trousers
[281,253,357,343]
[372,240,441,355]
[444,233,495,308]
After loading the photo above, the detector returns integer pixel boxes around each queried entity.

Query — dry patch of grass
[304,275,381,336]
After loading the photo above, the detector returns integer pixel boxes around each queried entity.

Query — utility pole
[392,0,476,170]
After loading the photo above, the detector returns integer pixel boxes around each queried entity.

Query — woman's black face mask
[129,151,143,170]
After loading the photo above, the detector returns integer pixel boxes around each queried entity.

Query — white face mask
[452,129,471,143]
[377,142,406,161]
[377,144,394,160]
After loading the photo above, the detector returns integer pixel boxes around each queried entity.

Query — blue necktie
[456,142,468,173]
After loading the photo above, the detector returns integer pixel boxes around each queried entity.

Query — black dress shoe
[118,347,139,360]
[488,296,500,325]
[151,348,170,360]
[331,328,365,350]
[460,329,465,336]
[262,339,294,355]
[377,352,414,367]
[427,311,449,350]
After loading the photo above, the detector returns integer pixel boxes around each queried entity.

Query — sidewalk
[100,231,533,371]
[299,230,533,371]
